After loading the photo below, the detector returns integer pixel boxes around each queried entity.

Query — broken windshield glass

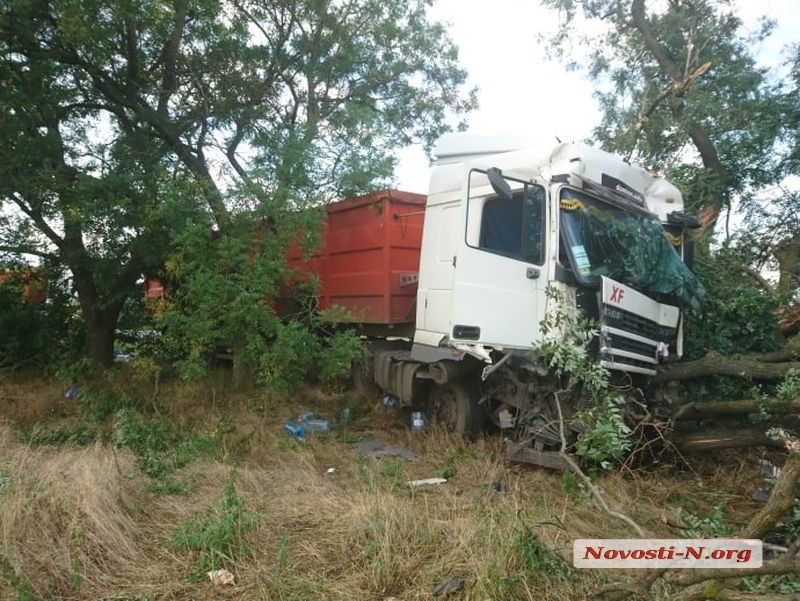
[559,188,705,312]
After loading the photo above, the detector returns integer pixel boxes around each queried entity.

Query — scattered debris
[757,459,781,479]
[382,394,401,410]
[407,477,447,487]
[489,480,507,494]
[325,467,336,476]
[353,437,417,460]
[207,568,235,586]
[410,411,427,432]
[63,386,81,401]
[432,575,464,596]
[752,488,772,503]
[284,420,305,439]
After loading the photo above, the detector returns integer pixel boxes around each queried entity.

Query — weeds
[0,554,39,601]
[355,453,375,491]
[79,385,142,423]
[380,457,405,488]
[114,407,219,493]
[679,503,734,537]
[172,470,260,574]
[20,423,96,446]
[513,526,574,584]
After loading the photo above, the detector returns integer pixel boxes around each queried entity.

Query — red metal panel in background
[287,190,426,325]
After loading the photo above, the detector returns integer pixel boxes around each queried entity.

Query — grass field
[0,369,792,600]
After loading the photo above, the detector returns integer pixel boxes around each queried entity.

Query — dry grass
[0,374,787,600]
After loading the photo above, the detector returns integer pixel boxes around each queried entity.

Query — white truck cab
[412,133,701,375]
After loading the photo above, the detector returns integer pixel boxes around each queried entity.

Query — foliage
[317,329,367,387]
[538,0,793,218]
[0,0,475,369]
[172,471,260,574]
[512,526,574,585]
[679,503,734,538]
[156,212,366,392]
[679,243,786,400]
[684,245,785,359]
[0,268,76,370]
[21,423,96,447]
[537,287,632,467]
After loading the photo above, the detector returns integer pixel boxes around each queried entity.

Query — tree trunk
[671,428,786,452]
[655,352,800,382]
[230,336,256,390]
[83,306,120,368]
[674,399,800,419]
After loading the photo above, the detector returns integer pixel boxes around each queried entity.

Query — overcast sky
[393,0,800,194]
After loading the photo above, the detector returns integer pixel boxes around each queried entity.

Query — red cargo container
[0,269,46,303]
[287,190,426,326]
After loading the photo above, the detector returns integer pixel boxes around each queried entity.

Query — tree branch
[654,352,800,383]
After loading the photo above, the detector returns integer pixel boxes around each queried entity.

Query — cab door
[449,169,549,350]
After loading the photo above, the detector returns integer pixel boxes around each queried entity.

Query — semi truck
[292,133,705,467]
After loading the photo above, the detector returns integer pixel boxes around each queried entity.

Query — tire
[427,377,486,435]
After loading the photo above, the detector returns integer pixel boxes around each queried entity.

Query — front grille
[602,305,676,341]
[600,302,678,375]
[605,333,655,358]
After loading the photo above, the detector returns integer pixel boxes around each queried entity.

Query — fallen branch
[654,353,800,383]
[672,555,800,587]
[671,428,787,452]
[674,399,800,420]
[554,396,646,537]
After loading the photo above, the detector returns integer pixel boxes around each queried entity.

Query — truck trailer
[289,133,705,467]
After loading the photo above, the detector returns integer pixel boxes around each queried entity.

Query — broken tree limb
[680,582,800,601]
[654,352,800,383]
[672,555,800,588]
[671,428,786,452]
[742,436,800,540]
[674,399,800,420]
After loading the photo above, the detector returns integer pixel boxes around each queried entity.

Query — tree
[0,0,476,371]
[540,0,793,235]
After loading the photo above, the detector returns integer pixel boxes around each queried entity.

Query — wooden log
[674,399,800,419]
[654,353,800,383]
[671,429,785,452]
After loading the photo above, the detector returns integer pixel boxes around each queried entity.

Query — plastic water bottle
[297,411,315,424]
[284,420,306,438]
[382,394,401,410]
[411,411,427,432]
[304,419,331,434]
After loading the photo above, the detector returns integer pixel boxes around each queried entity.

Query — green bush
[114,408,219,491]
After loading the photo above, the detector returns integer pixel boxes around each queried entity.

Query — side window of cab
[479,185,545,264]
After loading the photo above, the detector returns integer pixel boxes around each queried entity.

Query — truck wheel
[427,378,486,435]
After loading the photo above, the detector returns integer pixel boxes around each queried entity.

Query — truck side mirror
[487,167,513,201]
